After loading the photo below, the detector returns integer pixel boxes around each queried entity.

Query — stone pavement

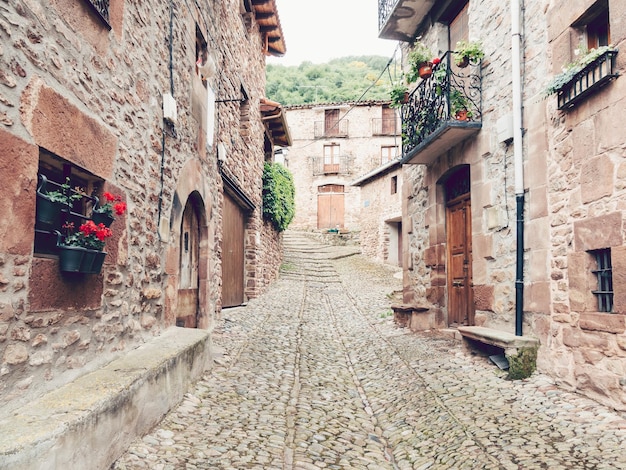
[113,231,626,470]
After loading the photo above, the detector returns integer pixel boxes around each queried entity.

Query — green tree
[262,162,295,232]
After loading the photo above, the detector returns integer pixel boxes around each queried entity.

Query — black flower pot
[36,194,66,231]
[90,251,107,274]
[91,211,114,227]
[58,245,86,273]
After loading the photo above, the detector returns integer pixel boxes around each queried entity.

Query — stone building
[352,159,404,266]
[0,0,289,466]
[380,0,626,409]
[286,101,402,236]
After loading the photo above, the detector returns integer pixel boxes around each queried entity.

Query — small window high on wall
[573,0,610,50]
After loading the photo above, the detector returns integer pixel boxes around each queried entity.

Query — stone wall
[356,166,403,264]
[0,0,283,414]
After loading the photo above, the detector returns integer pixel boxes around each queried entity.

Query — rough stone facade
[388,0,626,410]
[285,102,402,234]
[0,0,286,415]
[353,163,403,265]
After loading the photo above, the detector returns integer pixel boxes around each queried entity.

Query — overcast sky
[268,0,399,66]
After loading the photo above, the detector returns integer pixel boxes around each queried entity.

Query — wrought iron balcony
[557,49,618,110]
[401,51,482,166]
[311,155,353,176]
[378,0,436,42]
[371,117,401,136]
[314,120,349,139]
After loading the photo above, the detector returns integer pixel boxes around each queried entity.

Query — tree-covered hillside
[266,56,402,106]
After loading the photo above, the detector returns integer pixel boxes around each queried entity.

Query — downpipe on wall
[512,0,525,336]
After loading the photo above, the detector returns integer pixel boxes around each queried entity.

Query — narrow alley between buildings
[113,232,626,470]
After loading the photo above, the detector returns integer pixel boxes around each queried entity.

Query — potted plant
[544,44,617,97]
[450,88,472,120]
[36,176,83,230]
[407,42,435,81]
[91,191,127,227]
[454,40,484,68]
[57,220,112,273]
[390,82,409,108]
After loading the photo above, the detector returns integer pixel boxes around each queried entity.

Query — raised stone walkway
[113,231,626,469]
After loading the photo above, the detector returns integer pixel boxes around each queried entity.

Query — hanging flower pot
[91,211,115,227]
[58,245,86,273]
[90,251,107,274]
[80,249,98,273]
[36,193,64,230]
[418,62,433,79]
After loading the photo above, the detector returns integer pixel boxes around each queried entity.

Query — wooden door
[397,222,403,267]
[317,185,344,229]
[325,109,339,136]
[381,106,398,135]
[177,198,200,327]
[222,193,245,307]
[446,194,474,326]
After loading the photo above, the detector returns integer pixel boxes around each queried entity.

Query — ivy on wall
[262,162,295,232]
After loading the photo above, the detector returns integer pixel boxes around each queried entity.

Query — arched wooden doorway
[176,196,201,327]
[444,165,474,327]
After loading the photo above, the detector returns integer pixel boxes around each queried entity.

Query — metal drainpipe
[512,0,525,336]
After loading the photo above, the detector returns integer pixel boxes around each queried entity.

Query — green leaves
[262,162,295,232]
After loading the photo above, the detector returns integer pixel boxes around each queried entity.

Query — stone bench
[0,327,212,470]
[457,326,539,379]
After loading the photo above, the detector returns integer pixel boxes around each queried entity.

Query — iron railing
[314,119,349,138]
[401,51,482,156]
[371,117,401,136]
[557,49,618,110]
[310,155,353,176]
[378,0,398,32]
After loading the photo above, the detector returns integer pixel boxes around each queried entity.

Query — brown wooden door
[381,106,398,135]
[446,194,474,326]
[177,198,200,327]
[397,222,403,267]
[317,185,344,229]
[325,109,339,136]
[222,193,245,307]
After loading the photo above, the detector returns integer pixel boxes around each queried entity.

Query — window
[323,144,340,174]
[590,248,613,312]
[391,175,398,195]
[573,0,610,50]
[35,149,102,256]
[196,25,208,88]
[381,146,399,165]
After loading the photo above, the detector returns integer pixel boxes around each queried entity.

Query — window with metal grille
[591,248,613,312]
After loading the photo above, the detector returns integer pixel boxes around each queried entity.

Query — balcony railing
[371,117,401,136]
[401,51,482,165]
[378,0,435,41]
[314,120,349,138]
[311,155,353,176]
[378,0,397,31]
[557,49,618,110]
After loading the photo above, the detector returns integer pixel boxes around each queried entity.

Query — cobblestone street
[113,232,626,470]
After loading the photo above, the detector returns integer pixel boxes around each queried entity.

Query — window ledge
[579,311,625,334]
[557,49,618,110]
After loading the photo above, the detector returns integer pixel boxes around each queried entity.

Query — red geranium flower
[432,57,441,65]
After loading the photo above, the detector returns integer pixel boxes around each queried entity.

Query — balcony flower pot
[454,40,484,68]
[58,244,87,273]
[57,220,112,274]
[407,42,434,82]
[91,191,127,227]
[35,176,79,231]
